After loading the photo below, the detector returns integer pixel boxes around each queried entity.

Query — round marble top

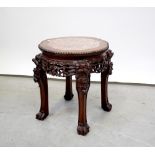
[39,37,109,55]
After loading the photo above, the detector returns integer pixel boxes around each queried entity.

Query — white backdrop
[0,7,155,84]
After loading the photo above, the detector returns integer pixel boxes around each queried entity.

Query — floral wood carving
[32,50,113,80]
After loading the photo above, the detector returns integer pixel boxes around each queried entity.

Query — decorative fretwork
[32,50,113,81]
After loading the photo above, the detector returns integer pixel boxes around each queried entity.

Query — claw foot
[77,123,90,136]
[36,111,49,120]
[64,94,74,101]
[102,102,112,112]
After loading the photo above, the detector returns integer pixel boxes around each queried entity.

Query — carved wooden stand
[32,49,113,136]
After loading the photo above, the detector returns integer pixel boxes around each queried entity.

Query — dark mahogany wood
[101,60,113,111]
[32,49,113,136]
[64,76,74,100]
[32,62,49,120]
[101,71,112,111]
[76,62,90,135]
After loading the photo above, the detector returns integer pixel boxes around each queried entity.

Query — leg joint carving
[32,54,44,83]
[101,50,114,75]
[76,61,90,94]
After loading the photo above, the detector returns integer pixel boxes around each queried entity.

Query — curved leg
[76,91,90,135]
[76,65,90,136]
[33,67,49,120]
[101,71,112,112]
[64,76,74,100]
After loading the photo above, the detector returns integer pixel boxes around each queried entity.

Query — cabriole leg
[101,70,112,112]
[76,66,90,136]
[33,66,49,120]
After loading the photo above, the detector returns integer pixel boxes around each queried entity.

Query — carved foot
[77,123,90,136]
[102,102,112,112]
[36,111,49,120]
[64,94,74,101]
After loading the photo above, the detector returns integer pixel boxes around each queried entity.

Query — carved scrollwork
[32,54,42,82]
[107,50,113,75]
[32,49,113,79]
[41,55,76,77]
[108,62,113,75]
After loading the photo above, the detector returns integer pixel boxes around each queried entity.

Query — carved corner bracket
[32,54,42,83]
[75,61,91,94]
[106,50,114,75]
[91,49,114,75]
